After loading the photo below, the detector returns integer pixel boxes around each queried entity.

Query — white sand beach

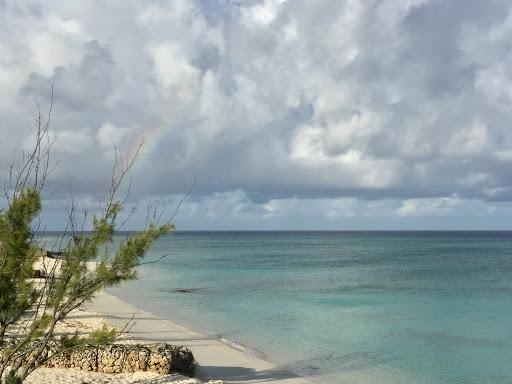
[26,368,211,384]
[23,289,310,384]
[84,291,311,384]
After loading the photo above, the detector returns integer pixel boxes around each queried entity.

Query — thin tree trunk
[0,323,6,346]
[17,318,58,381]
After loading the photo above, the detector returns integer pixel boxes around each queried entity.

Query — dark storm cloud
[2,0,512,228]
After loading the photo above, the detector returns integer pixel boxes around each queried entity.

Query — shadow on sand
[198,365,305,383]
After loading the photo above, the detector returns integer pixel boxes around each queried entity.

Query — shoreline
[107,287,273,363]
[90,290,425,384]
[84,290,311,384]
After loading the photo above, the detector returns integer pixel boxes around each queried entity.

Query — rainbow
[130,125,167,167]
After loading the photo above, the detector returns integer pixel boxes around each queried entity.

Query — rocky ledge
[46,344,195,375]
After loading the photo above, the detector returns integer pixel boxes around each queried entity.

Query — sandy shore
[21,287,421,384]
[26,369,211,384]
[23,258,310,383]
[22,260,409,384]
[80,291,311,384]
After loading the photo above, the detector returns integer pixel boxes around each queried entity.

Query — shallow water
[42,231,512,383]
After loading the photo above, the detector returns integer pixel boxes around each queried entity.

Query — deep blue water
[44,231,512,383]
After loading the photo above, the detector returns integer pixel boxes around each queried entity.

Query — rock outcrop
[46,344,195,375]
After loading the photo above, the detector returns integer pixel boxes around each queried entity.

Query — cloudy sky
[2,0,512,230]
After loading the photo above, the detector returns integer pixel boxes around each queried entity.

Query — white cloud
[52,128,94,154]
[149,42,200,95]
[396,196,461,217]
[445,119,489,157]
[1,0,512,228]
[96,122,128,148]
[242,0,287,27]
[29,14,89,76]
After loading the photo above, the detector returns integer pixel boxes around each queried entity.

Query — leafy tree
[0,93,174,382]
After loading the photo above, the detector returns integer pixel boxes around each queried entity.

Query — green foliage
[0,187,173,382]
[59,330,81,350]
[0,189,41,329]
[4,371,21,384]
[88,324,117,345]
[58,324,116,351]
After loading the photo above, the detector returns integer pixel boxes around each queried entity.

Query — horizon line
[35,229,512,233]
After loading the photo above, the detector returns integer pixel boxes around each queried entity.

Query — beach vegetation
[0,92,174,382]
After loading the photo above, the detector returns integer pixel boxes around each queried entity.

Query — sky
[1,0,512,230]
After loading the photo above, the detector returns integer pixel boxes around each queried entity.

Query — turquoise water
[45,231,512,383]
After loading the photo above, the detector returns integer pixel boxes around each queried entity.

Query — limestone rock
[46,343,195,376]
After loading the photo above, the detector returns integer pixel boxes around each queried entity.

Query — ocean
[43,231,512,383]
